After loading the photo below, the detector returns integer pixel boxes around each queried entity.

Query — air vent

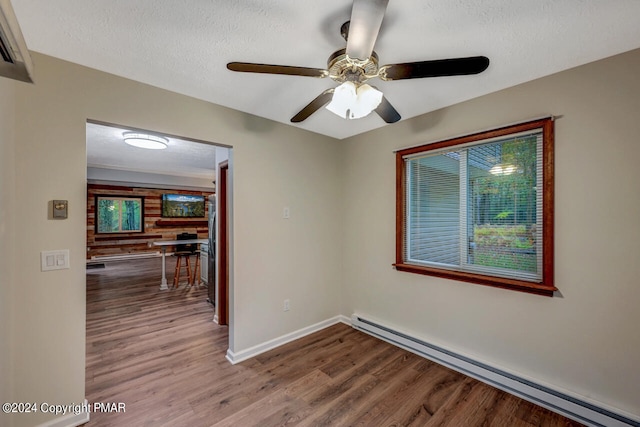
[0,0,33,83]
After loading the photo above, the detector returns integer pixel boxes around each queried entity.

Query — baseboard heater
[90,252,161,261]
[351,314,639,427]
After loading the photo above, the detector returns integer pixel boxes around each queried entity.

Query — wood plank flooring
[86,257,583,426]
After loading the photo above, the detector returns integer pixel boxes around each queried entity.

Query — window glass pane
[121,199,141,231]
[96,197,143,233]
[404,133,542,281]
[407,152,460,266]
[467,136,539,276]
[97,199,121,233]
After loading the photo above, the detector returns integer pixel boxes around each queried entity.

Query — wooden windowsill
[393,263,557,297]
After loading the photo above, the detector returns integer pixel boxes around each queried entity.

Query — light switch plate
[41,250,70,271]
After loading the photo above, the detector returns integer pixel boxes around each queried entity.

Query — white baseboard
[225,315,350,364]
[36,399,90,427]
[351,313,640,427]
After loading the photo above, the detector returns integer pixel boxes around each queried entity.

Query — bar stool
[173,251,192,288]
[191,251,201,287]
[172,232,197,288]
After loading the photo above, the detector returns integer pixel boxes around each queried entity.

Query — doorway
[85,120,233,370]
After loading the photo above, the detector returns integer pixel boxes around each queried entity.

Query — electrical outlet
[283,299,290,311]
[283,207,290,219]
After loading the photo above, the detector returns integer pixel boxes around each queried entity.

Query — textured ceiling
[12,0,640,140]
[86,122,217,179]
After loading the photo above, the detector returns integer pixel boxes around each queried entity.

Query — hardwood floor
[86,257,583,426]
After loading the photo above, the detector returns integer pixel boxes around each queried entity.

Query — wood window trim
[394,118,556,297]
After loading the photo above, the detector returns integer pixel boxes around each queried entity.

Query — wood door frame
[217,160,229,326]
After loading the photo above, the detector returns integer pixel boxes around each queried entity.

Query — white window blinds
[404,130,543,282]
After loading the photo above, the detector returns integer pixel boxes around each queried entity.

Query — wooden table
[153,239,208,290]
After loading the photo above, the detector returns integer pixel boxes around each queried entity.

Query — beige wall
[342,48,640,416]
[6,53,343,426]
[0,77,16,418]
[3,46,640,426]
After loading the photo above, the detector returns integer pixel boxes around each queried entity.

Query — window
[395,118,555,296]
[95,196,144,233]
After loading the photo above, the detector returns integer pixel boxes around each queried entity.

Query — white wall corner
[225,315,351,365]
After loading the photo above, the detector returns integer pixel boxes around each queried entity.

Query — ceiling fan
[227,0,489,124]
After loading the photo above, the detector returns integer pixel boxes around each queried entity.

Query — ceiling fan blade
[291,89,335,123]
[375,95,401,123]
[227,62,329,78]
[379,56,490,81]
[346,0,389,61]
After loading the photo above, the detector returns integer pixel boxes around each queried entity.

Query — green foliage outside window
[96,196,143,233]
[469,137,538,273]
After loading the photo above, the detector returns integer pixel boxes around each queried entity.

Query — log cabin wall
[87,183,213,259]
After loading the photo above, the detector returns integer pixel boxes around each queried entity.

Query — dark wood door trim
[218,160,229,326]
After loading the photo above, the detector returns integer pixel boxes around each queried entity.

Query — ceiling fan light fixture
[326,81,382,120]
[123,132,169,150]
[352,83,383,118]
[326,81,357,119]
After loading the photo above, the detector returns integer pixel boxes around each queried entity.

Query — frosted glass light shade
[350,83,383,119]
[326,81,358,119]
[326,82,383,119]
[123,132,169,150]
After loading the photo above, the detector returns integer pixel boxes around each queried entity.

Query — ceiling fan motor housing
[327,48,379,84]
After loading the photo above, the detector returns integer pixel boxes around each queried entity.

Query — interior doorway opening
[84,119,233,387]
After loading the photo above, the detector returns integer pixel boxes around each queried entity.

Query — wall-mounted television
[161,194,205,218]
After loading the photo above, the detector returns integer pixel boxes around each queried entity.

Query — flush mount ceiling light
[325,81,383,119]
[123,132,169,150]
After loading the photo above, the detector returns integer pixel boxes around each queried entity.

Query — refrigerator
[207,195,216,305]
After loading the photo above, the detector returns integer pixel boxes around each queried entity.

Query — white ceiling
[86,122,217,180]
[12,0,640,140]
